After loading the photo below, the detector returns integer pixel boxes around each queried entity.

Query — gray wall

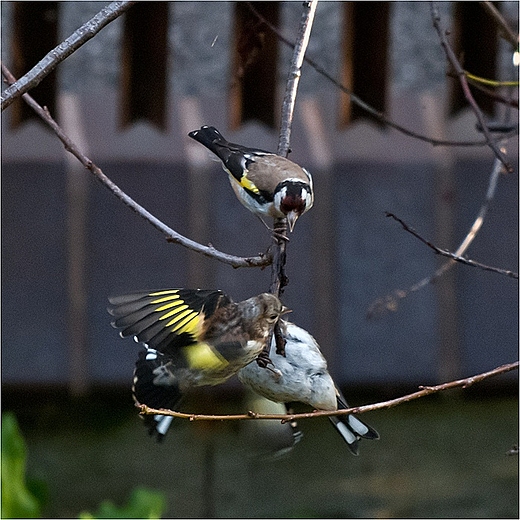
[2,1,518,390]
[3,156,518,387]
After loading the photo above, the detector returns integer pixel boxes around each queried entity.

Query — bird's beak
[281,306,292,316]
[286,211,299,232]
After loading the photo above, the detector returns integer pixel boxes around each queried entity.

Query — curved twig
[430,2,513,172]
[1,63,270,269]
[247,2,518,148]
[277,0,318,158]
[386,212,518,280]
[138,361,518,421]
[479,1,519,50]
[367,142,508,319]
[1,1,137,111]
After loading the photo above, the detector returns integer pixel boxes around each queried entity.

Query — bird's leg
[271,217,290,243]
[255,214,290,242]
[255,351,282,380]
[256,326,279,373]
[256,328,274,369]
[255,350,282,380]
[271,230,290,243]
[255,349,272,368]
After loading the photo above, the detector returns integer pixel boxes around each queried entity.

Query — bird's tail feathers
[329,396,379,455]
[133,348,182,442]
[188,125,228,157]
[285,404,304,448]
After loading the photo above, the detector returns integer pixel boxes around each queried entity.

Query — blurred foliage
[3,390,517,518]
[79,487,167,519]
[1,412,44,519]
[2,411,166,520]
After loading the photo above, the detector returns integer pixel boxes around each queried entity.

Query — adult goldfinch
[238,321,379,455]
[108,289,288,440]
[188,125,314,231]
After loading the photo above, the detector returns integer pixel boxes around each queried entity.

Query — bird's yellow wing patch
[149,290,229,370]
[223,164,260,195]
[150,291,201,337]
[238,174,260,194]
[185,342,228,370]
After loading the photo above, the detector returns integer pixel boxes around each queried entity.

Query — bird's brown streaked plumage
[239,154,311,195]
[108,289,288,440]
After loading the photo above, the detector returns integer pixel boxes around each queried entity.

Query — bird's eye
[267,314,279,322]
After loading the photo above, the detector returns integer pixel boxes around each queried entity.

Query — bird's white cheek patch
[273,188,285,210]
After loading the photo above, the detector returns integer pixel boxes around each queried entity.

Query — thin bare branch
[277,0,318,157]
[430,2,513,172]
[138,361,519,421]
[247,2,519,149]
[386,212,518,280]
[1,1,137,111]
[268,219,289,297]
[367,148,507,318]
[1,63,270,269]
[268,1,318,299]
[479,1,519,50]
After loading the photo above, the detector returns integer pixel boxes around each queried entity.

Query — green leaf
[78,487,167,519]
[1,412,41,519]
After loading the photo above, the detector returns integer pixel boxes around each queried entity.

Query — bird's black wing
[108,289,231,363]
[132,348,180,442]
[188,125,273,198]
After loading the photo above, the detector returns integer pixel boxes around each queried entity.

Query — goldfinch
[238,321,379,455]
[188,125,314,231]
[108,289,288,440]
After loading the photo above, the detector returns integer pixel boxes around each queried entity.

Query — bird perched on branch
[238,321,379,455]
[108,288,288,440]
[188,125,314,232]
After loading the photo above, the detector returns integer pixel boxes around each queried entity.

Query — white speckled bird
[108,289,288,440]
[188,125,314,232]
[238,321,379,455]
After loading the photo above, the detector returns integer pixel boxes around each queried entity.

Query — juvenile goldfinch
[238,321,379,455]
[188,125,314,231]
[108,289,288,440]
